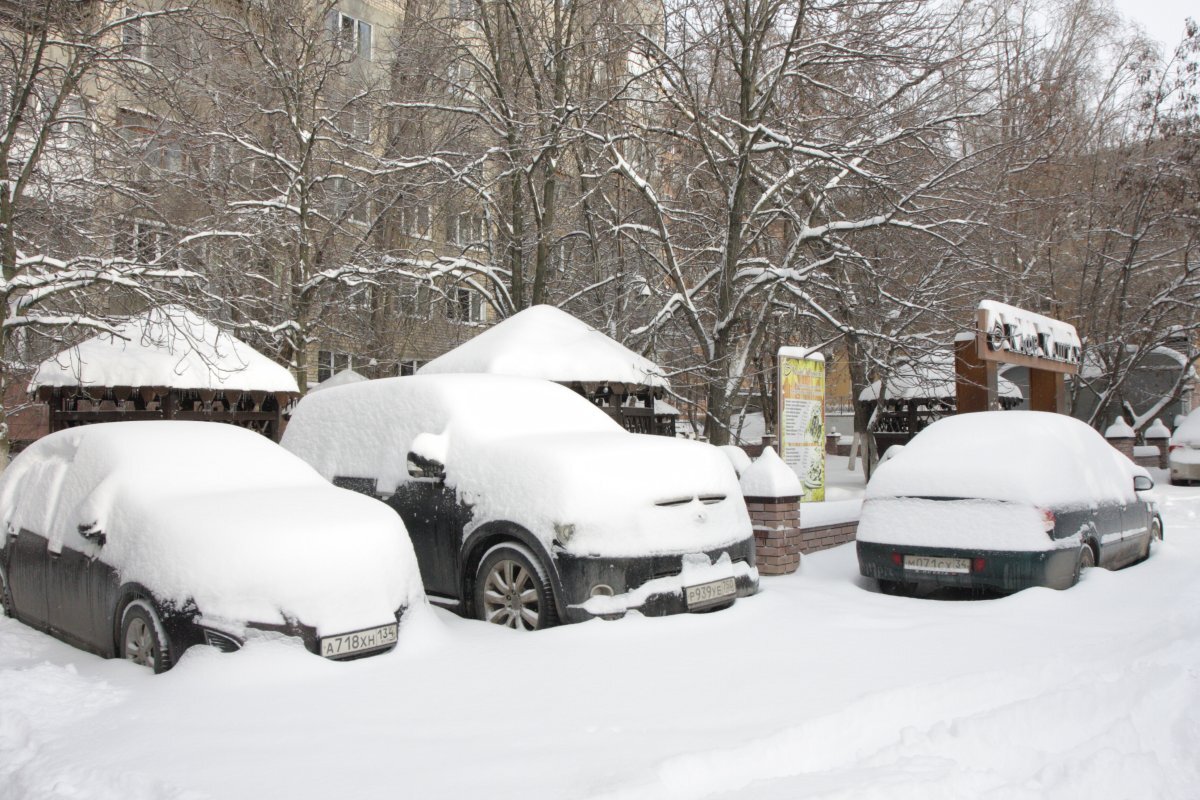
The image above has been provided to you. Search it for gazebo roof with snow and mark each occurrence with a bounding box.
[32,306,298,441]
[418,305,669,389]
[32,305,298,393]
[859,352,1022,403]
[419,305,677,436]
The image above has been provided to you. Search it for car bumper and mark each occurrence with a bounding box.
[1169,457,1200,482]
[857,541,1079,592]
[195,606,407,661]
[554,539,759,623]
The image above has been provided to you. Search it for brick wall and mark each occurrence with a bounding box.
[799,521,858,554]
[745,500,863,570]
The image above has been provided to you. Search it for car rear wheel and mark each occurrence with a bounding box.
[474,544,558,631]
[1072,545,1096,586]
[120,601,172,673]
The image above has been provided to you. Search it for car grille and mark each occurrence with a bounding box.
[203,630,243,653]
[655,494,726,507]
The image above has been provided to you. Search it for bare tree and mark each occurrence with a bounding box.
[0,0,193,466]
[605,0,998,444]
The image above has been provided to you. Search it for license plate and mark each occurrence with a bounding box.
[903,555,970,574]
[685,577,737,610]
[320,623,398,658]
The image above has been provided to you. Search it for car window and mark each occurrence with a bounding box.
[0,453,76,553]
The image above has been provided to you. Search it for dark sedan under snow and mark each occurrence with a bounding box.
[856,411,1162,595]
[0,422,422,672]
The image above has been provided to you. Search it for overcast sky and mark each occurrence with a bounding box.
[1111,0,1194,53]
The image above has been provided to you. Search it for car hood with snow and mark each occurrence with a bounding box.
[454,431,750,556]
[0,422,423,635]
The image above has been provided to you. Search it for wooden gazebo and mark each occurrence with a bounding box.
[859,352,1023,456]
[31,306,299,441]
[419,305,677,436]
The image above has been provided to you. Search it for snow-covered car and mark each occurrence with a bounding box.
[1168,407,1200,484]
[0,422,422,672]
[281,374,759,630]
[857,411,1162,595]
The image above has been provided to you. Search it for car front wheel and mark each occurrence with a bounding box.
[120,601,172,673]
[474,544,558,631]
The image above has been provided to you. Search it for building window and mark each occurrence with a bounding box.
[402,205,431,239]
[127,220,168,264]
[122,6,146,58]
[446,286,482,323]
[445,211,485,246]
[317,350,354,383]
[330,11,373,61]
[328,176,367,224]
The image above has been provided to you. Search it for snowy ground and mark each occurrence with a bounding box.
[2,471,1198,799]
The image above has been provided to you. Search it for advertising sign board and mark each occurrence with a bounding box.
[778,347,825,502]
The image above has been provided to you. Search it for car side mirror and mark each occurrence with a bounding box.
[78,522,107,546]
[407,452,446,482]
[1133,475,1154,492]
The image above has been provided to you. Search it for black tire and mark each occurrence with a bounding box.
[1072,544,1096,587]
[119,601,172,673]
[878,579,915,597]
[474,544,558,631]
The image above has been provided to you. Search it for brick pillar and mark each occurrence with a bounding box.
[1145,418,1171,469]
[1105,417,1135,461]
[744,494,802,575]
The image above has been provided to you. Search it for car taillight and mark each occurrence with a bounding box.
[1169,444,1183,453]
[972,557,986,573]
[1039,508,1056,534]
[891,552,903,566]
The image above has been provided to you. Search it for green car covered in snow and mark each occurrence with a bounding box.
[857,411,1162,594]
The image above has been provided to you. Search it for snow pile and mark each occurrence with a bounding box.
[1146,418,1171,439]
[718,445,751,476]
[739,446,803,498]
[800,498,862,528]
[866,411,1139,509]
[1171,408,1200,446]
[4,487,1200,800]
[1105,417,1135,438]
[283,374,751,557]
[0,422,422,633]
[31,305,298,392]
[309,369,368,393]
[418,305,669,388]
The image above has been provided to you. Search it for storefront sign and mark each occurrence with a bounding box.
[778,347,825,502]
[978,301,1081,374]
